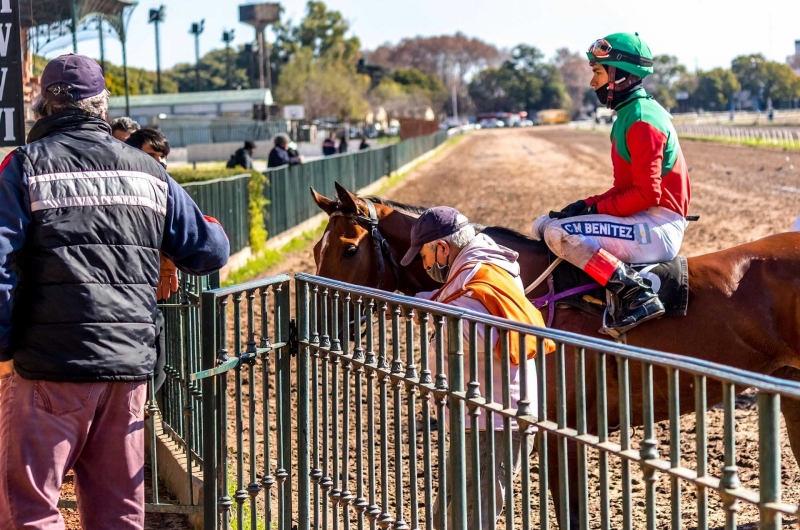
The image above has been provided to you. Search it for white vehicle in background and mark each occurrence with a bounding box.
[595,107,616,124]
[515,119,534,127]
[479,119,505,129]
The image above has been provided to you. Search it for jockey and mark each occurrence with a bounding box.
[532,32,691,335]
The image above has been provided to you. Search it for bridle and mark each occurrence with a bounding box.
[329,198,401,291]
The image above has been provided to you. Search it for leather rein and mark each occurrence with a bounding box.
[329,198,401,291]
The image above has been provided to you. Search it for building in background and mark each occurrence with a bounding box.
[108,88,274,124]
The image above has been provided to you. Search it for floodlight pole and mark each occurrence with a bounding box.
[70,1,78,53]
[190,20,205,92]
[98,18,105,72]
[149,6,166,94]
[222,29,235,89]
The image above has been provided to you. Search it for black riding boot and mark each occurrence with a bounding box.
[603,263,665,335]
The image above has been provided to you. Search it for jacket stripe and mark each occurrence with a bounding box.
[28,169,168,190]
[31,194,167,215]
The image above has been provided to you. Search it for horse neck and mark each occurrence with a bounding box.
[378,209,439,295]
[479,227,552,296]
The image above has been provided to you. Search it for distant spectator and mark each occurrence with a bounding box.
[227,140,256,169]
[322,131,337,156]
[268,133,302,168]
[338,133,349,154]
[287,140,300,159]
[126,127,170,169]
[359,136,370,150]
[110,116,140,141]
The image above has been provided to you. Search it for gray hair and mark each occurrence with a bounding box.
[111,116,140,133]
[426,223,476,251]
[32,88,110,120]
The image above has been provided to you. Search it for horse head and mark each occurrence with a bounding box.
[310,182,437,294]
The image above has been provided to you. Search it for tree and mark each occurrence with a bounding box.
[366,33,502,85]
[369,77,439,117]
[393,68,445,93]
[269,1,360,87]
[365,32,502,114]
[731,54,800,108]
[731,54,767,96]
[692,68,740,110]
[275,48,370,119]
[166,47,250,93]
[643,55,687,110]
[553,48,592,115]
[468,44,569,113]
[510,45,570,110]
[761,62,800,105]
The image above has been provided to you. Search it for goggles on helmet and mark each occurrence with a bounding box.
[588,39,654,67]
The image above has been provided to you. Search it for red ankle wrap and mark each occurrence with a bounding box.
[584,249,621,286]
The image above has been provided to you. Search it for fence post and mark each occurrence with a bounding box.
[447,316,468,530]
[758,392,782,529]
[279,282,293,528]
[201,291,219,530]
[296,279,311,530]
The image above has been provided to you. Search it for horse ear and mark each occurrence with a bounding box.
[334,181,361,214]
[310,187,337,216]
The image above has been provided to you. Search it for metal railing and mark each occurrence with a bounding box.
[675,124,800,148]
[182,174,251,254]
[161,120,288,148]
[266,130,451,237]
[189,273,800,529]
[196,274,295,529]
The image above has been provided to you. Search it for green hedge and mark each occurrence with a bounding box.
[168,167,244,184]
[175,167,269,255]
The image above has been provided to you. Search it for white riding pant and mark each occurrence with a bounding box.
[532,207,688,269]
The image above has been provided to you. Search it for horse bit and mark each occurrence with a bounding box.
[329,198,401,291]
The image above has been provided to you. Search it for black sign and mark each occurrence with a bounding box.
[0,0,24,146]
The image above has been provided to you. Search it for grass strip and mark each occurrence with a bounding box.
[222,224,327,287]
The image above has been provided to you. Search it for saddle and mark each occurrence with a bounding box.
[530,253,689,326]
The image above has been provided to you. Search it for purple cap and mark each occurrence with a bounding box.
[400,207,469,266]
[41,54,106,103]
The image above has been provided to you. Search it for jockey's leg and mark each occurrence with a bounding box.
[531,208,687,334]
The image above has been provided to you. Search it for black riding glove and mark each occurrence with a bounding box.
[548,200,596,219]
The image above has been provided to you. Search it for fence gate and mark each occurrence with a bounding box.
[148,273,800,529]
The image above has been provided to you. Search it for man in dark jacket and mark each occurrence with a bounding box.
[267,133,302,168]
[227,140,256,169]
[322,131,337,156]
[0,54,229,528]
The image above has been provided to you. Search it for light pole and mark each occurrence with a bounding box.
[148,6,166,94]
[189,19,205,92]
[222,29,235,90]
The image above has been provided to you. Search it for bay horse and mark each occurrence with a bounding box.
[311,182,800,527]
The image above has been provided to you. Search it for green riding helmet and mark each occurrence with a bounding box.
[586,32,654,79]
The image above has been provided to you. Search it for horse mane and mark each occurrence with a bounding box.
[481,225,549,250]
[355,195,548,250]
[361,196,429,215]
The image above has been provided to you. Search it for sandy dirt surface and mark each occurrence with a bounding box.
[241,127,800,529]
[59,128,799,528]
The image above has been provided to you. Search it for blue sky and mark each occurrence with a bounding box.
[40,0,800,73]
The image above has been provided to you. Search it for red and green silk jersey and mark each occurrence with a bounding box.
[584,89,690,218]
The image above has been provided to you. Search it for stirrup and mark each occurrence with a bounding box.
[599,291,664,338]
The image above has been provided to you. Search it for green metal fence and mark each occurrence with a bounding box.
[182,174,251,254]
[176,130,452,256]
[186,272,800,530]
[265,131,450,237]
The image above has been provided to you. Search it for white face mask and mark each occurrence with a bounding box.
[425,245,450,283]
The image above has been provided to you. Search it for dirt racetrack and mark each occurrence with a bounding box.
[57,127,800,529]
[261,127,800,529]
